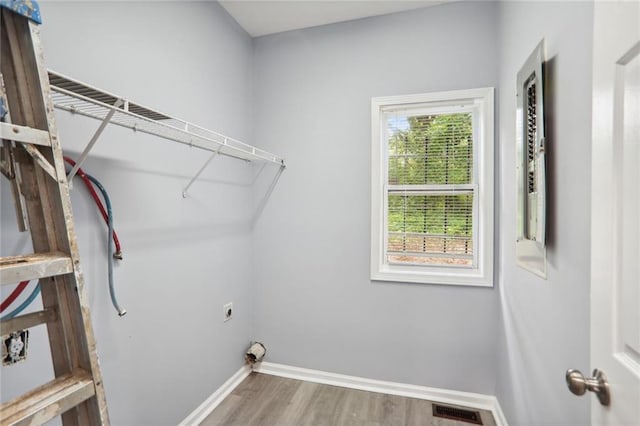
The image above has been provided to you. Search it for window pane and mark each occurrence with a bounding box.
[387,194,473,267]
[388,113,473,185]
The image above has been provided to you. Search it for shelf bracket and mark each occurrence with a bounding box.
[67,98,123,185]
[182,144,224,198]
[251,164,286,228]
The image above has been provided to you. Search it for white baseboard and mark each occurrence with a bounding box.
[179,361,508,426]
[179,364,251,426]
[254,361,508,426]
[492,400,509,426]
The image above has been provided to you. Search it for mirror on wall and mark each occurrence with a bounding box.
[516,39,547,278]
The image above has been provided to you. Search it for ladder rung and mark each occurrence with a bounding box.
[1,308,57,335]
[0,122,51,147]
[0,370,95,426]
[0,252,73,286]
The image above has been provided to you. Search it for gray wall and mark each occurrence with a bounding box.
[1,2,255,424]
[0,1,597,425]
[495,2,594,425]
[251,1,501,394]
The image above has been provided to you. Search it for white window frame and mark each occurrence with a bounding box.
[370,88,494,287]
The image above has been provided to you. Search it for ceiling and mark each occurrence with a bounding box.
[219,1,451,37]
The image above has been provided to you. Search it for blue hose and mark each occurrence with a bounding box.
[1,283,41,320]
[2,170,126,319]
[86,174,127,316]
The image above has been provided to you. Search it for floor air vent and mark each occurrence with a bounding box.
[432,404,483,425]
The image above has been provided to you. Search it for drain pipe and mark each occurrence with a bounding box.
[245,342,266,366]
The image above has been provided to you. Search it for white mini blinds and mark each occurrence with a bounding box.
[386,110,475,268]
[371,88,494,287]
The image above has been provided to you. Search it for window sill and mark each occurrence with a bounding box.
[371,266,494,287]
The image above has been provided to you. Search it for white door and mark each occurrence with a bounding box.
[590,1,640,425]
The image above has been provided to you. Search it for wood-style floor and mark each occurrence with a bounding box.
[202,373,497,426]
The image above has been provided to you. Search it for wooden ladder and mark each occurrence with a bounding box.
[0,6,109,426]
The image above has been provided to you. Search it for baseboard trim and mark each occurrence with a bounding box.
[492,399,509,426]
[254,361,508,426]
[179,364,251,426]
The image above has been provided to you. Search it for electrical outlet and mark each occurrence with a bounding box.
[223,302,233,322]
[2,330,29,365]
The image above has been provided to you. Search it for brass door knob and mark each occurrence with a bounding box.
[566,368,610,406]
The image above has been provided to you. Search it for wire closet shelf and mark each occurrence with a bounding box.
[47,70,285,166]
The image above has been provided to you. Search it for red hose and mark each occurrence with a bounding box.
[1,160,124,314]
[63,157,122,258]
[0,281,29,313]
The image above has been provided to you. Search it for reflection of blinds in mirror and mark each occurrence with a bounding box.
[525,75,538,241]
[526,77,537,193]
[386,112,475,268]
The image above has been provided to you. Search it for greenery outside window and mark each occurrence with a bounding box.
[371,88,494,286]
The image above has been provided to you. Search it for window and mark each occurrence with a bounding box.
[371,88,494,286]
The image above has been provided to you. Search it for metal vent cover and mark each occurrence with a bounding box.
[432,403,483,425]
